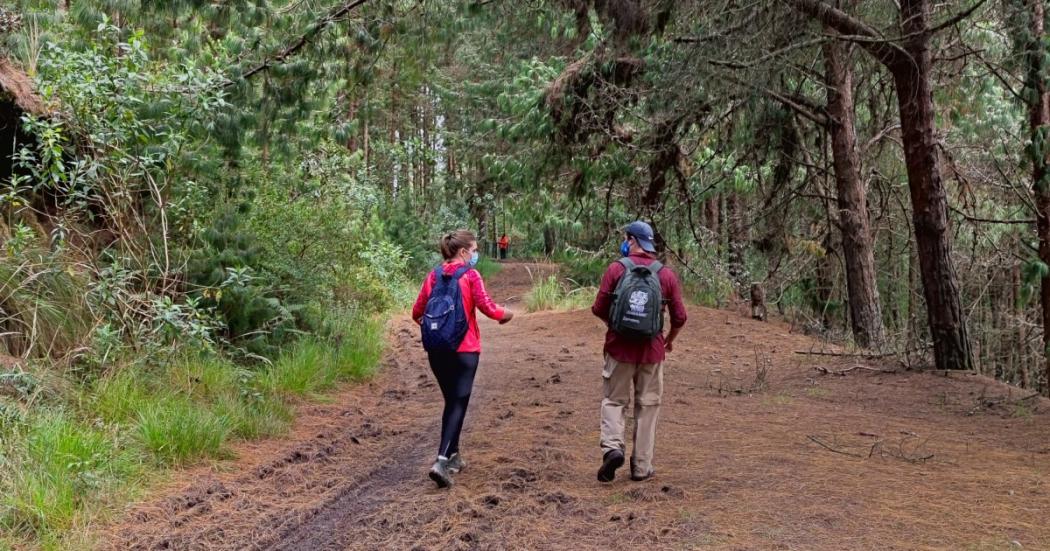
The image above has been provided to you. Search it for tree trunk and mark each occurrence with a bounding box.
[704,194,720,237]
[726,192,745,285]
[786,0,973,370]
[346,97,359,152]
[887,0,972,370]
[751,283,767,321]
[822,31,887,350]
[543,225,556,257]
[1024,0,1050,393]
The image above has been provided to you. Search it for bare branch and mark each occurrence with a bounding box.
[781,0,905,66]
[927,0,989,35]
[236,0,371,84]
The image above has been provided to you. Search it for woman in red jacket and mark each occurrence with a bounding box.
[412,230,514,488]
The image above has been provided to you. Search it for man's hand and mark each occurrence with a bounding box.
[664,326,681,352]
[499,310,515,324]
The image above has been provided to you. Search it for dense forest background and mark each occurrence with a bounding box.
[0,0,1046,546]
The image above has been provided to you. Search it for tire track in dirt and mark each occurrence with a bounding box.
[261,429,434,550]
[106,316,448,550]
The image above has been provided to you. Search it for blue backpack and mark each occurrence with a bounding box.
[421,266,470,353]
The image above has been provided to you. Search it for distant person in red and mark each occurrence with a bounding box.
[591,221,687,482]
[412,230,514,488]
[498,233,510,260]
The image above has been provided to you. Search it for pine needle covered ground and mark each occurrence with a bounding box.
[105,264,1050,550]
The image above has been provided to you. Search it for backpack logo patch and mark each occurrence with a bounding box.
[629,290,649,313]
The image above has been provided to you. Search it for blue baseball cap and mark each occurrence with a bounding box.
[624,221,657,253]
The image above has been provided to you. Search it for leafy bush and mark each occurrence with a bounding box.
[553,247,612,287]
[185,211,296,357]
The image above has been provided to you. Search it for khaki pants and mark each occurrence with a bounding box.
[600,354,663,476]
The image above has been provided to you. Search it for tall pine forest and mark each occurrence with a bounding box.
[0,0,1046,547]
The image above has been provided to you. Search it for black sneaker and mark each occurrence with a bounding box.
[597,449,625,482]
[429,456,453,488]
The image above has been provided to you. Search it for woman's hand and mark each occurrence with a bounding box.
[499,310,514,324]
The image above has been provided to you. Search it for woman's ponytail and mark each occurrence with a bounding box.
[440,230,476,260]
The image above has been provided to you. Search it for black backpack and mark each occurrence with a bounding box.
[609,258,664,339]
[420,266,470,352]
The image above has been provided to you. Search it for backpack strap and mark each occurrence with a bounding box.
[436,265,471,280]
[619,257,662,275]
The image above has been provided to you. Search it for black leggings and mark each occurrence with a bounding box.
[427,351,480,457]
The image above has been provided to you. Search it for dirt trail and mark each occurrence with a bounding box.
[107,262,1050,550]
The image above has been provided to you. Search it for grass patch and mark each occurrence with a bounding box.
[524,276,594,312]
[1,410,142,541]
[92,369,152,424]
[331,316,384,380]
[475,256,503,278]
[137,396,232,465]
[261,340,337,397]
[804,386,829,398]
[1,310,388,547]
[764,393,794,406]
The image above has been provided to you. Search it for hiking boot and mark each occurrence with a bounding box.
[597,449,625,482]
[429,456,453,489]
[629,457,654,481]
[630,470,655,482]
[447,453,465,474]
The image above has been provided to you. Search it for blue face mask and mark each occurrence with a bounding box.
[620,240,630,257]
[469,251,479,267]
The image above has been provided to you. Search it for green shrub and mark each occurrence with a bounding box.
[137,397,231,465]
[185,211,296,356]
[553,248,610,287]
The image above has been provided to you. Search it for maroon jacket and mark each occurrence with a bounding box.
[591,252,688,364]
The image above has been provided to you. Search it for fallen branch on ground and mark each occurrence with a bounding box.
[813,365,897,376]
[806,435,864,458]
[795,350,896,358]
[809,434,935,463]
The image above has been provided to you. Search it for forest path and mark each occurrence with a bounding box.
[106,262,1050,550]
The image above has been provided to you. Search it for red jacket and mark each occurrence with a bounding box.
[412,261,506,353]
[591,252,688,364]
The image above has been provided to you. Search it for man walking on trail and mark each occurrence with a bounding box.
[591,221,687,482]
[498,233,510,260]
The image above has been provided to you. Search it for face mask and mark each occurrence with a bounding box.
[469,251,479,267]
[620,240,630,257]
